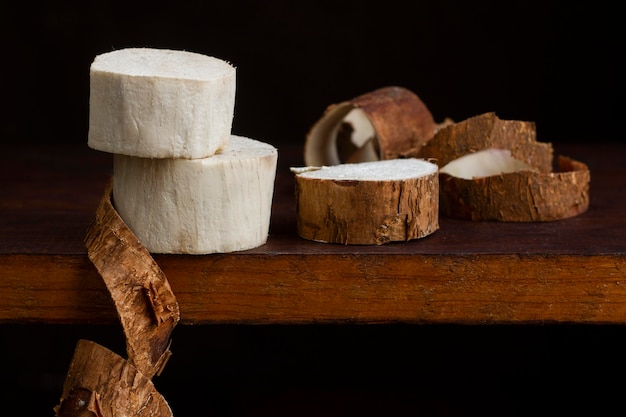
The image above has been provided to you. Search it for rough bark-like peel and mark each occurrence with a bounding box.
[54,340,172,417]
[420,112,554,172]
[439,156,590,221]
[56,180,178,416]
[418,112,591,222]
[84,179,180,378]
[85,181,180,378]
[304,86,436,166]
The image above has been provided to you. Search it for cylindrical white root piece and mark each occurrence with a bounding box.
[89,47,236,159]
[292,159,439,245]
[113,135,278,254]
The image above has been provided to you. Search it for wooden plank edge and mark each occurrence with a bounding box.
[1,253,625,325]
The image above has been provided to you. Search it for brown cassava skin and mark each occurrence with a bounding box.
[420,112,554,172]
[295,172,439,245]
[439,156,590,222]
[54,340,172,417]
[84,179,180,378]
[417,112,590,222]
[304,86,436,165]
[56,180,178,416]
[349,86,436,160]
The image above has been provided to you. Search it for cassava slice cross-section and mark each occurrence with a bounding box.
[292,159,439,245]
[88,47,236,159]
[54,340,173,417]
[304,86,437,166]
[418,112,590,222]
[85,179,180,379]
[113,135,278,254]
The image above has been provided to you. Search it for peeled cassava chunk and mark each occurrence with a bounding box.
[304,86,437,166]
[89,47,236,159]
[292,159,439,245]
[419,112,590,222]
[113,135,278,254]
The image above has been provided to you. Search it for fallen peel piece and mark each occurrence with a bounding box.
[304,86,437,166]
[292,158,439,245]
[54,340,172,417]
[84,179,180,378]
[439,155,590,222]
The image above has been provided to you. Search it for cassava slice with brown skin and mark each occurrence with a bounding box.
[84,179,180,379]
[54,339,172,417]
[420,112,554,173]
[304,86,437,166]
[292,158,439,245]
[439,155,590,222]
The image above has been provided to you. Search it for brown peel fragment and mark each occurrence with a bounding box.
[421,112,554,172]
[439,155,590,222]
[416,112,590,222]
[84,179,180,378]
[54,340,173,417]
[304,86,436,166]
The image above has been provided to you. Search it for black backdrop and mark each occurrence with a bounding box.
[2,1,624,148]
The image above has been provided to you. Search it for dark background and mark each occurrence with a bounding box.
[2,1,625,416]
[2,1,624,148]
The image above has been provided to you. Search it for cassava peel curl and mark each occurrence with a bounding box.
[55,180,179,416]
[439,156,590,221]
[421,112,554,172]
[54,340,173,417]
[419,112,590,222]
[84,179,180,378]
[304,86,437,166]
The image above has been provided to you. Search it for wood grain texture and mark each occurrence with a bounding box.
[1,144,625,324]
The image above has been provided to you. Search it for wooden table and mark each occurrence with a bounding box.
[2,143,625,325]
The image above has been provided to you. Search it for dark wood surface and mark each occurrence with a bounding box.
[2,143,625,324]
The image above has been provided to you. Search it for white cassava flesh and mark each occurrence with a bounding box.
[89,48,236,159]
[113,135,278,254]
[439,148,535,179]
[292,159,439,245]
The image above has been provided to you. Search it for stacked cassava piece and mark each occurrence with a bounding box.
[88,47,278,254]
